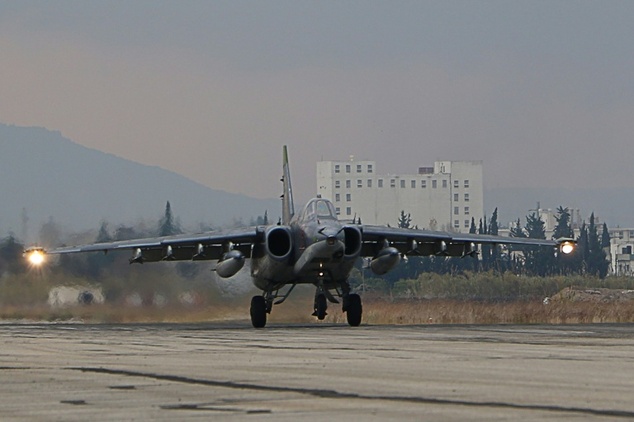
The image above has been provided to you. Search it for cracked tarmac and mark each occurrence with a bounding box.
[1,322,634,420]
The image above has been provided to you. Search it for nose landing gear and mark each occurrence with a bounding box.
[312,283,363,326]
[312,293,328,320]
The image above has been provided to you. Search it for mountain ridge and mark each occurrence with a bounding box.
[0,123,280,242]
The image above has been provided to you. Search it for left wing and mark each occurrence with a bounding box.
[27,227,263,264]
[359,225,573,258]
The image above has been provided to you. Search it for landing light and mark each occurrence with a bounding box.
[560,241,575,255]
[25,248,46,266]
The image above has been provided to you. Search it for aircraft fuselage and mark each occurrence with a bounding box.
[249,198,360,291]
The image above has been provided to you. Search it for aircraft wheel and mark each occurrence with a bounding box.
[314,294,328,320]
[346,294,362,327]
[250,296,267,328]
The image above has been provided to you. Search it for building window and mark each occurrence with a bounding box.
[346,164,351,173]
[464,193,470,202]
[454,220,460,228]
[442,179,448,188]
[356,164,362,173]
[464,206,470,215]
[335,164,340,174]
[454,180,459,188]
[454,207,459,215]
[400,180,405,188]
[378,179,383,188]
[432,180,437,189]
[346,193,351,202]
[346,207,352,216]
[335,193,340,202]
[357,179,362,188]
[464,179,470,188]
[421,180,426,188]
[411,180,416,188]
[390,179,396,188]
[465,220,470,228]
[335,180,340,189]
[454,193,459,201]
[336,207,341,215]
[367,179,372,188]
[346,180,351,188]
[367,164,373,173]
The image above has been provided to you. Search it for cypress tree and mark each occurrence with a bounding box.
[158,201,181,236]
[489,208,500,269]
[524,212,554,276]
[586,213,609,278]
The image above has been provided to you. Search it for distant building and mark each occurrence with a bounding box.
[316,158,484,231]
[609,228,634,276]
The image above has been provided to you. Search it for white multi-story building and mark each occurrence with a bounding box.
[609,228,634,276]
[316,158,484,232]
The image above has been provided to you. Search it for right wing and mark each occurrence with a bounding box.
[359,224,573,257]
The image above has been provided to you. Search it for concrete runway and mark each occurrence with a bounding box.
[2,322,634,421]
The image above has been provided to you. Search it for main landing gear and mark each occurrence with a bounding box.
[250,296,268,328]
[343,293,362,327]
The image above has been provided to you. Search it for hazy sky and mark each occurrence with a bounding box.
[1,1,633,203]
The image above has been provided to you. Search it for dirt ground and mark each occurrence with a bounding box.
[549,286,634,303]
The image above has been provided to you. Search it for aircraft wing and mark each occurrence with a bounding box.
[41,227,263,262]
[359,225,568,257]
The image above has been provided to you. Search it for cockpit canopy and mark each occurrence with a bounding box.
[299,198,337,221]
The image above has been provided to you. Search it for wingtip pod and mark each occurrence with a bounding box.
[24,246,47,266]
[556,238,576,255]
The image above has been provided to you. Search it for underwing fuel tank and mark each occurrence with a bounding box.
[215,250,245,278]
[370,247,400,275]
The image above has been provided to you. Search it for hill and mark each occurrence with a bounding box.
[0,123,280,242]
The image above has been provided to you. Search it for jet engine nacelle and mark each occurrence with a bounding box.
[215,250,246,278]
[251,226,294,289]
[370,246,401,275]
[343,226,362,259]
[265,226,293,261]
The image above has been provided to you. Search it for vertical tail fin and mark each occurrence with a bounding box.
[281,145,295,224]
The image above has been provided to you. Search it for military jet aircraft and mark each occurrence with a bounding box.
[25,146,575,327]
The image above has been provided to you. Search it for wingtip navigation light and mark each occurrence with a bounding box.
[24,247,46,266]
[557,239,575,255]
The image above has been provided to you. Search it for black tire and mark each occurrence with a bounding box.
[346,293,362,327]
[250,296,267,328]
[315,294,327,320]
